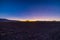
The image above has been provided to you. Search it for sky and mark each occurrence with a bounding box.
[0,0,60,21]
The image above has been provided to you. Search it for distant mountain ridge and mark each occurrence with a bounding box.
[0,18,16,22]
[0,18,58,22]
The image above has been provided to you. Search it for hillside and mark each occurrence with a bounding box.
[0,19,60,40]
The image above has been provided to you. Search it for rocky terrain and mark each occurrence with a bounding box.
[0,19,60,40]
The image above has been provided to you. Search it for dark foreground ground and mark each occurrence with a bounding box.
[0,21,60,40]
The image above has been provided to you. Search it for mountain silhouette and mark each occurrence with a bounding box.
[0,18,16,22]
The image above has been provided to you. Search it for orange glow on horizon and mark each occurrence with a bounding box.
[6,17,60,21]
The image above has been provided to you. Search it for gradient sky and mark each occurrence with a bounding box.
[0,0,60,21]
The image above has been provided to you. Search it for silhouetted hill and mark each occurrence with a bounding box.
[0,18,8,22]
[0,18,18,22]
[0,19,60,40]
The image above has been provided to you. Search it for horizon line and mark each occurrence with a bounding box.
[0,18,60,21]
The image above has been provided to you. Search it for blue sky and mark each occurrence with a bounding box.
[0,0,60,21]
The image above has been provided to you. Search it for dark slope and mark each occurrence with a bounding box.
[0,19,60,40]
